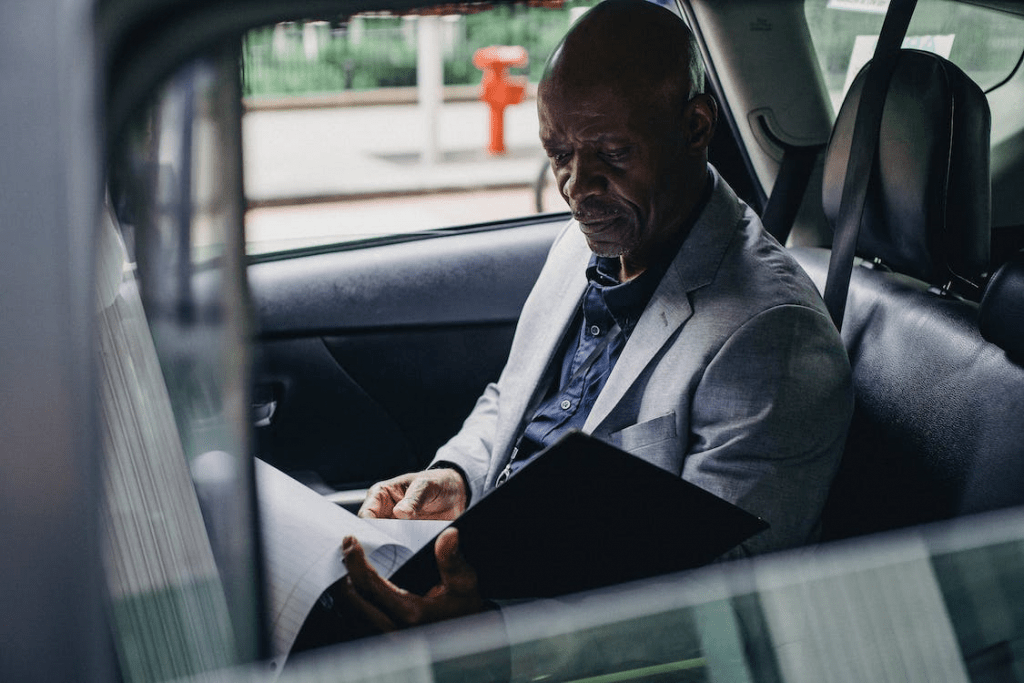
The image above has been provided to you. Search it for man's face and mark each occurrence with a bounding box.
[538,81,694,268]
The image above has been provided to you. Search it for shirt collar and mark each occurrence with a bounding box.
[584,256,667,333]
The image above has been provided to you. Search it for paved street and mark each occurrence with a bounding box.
[243,98,546,202]
[242,97,561,250]
[245,184,566,253]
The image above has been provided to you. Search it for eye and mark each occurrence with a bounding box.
[601,148,630,162]
[547,149,571,165]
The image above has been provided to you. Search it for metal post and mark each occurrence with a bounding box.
[417,14,443,167]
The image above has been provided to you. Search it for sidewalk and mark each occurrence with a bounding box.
[242,97,545,206]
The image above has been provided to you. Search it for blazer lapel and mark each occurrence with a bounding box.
[491,229,591,462]
[584,168,743,431]
[584,264,693,430]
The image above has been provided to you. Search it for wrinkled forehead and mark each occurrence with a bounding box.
[538,74,680,126]
[537,79,681,144]
[540,46,691,127]
[547,41,688,93]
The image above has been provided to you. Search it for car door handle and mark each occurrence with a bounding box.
[252,399,277,427]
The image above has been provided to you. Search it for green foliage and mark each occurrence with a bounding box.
[242,24,419,95]
[242,2,598,98]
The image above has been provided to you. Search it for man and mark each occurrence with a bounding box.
[340,0,852,631]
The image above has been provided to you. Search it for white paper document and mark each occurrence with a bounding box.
[254,459,448,669]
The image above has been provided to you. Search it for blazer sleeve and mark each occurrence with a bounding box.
[431,380,502,503]
[430,219,583,503]
[682,302,853,556]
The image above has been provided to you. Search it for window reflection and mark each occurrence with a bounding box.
[805,0,1024,113]
[103,46,263,679]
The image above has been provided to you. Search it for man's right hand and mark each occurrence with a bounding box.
[358,468,467,520]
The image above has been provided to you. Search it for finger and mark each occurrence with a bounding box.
[357,499,381,519]
[434,528,479,595]
[342,535,382,589]
[338,576,397,633]
[392,477,429,520]
[357,501,378,519]
[358,473,419,519]
[342,536,422,625]
[357,484,394,519]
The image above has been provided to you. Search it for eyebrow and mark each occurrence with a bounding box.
[541,132,633,147]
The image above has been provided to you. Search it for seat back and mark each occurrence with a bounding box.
[980,248,1024,364]
[794,249,1024,538]
[791,50,1024,540]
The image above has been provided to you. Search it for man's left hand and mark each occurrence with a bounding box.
[340,528,488,632]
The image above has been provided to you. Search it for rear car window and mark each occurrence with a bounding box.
[805,0,1024,114]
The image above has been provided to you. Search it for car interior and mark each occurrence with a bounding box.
[5,0,1024,681]
[245,1,1024,544]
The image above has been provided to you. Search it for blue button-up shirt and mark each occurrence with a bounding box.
[502,253,671,479]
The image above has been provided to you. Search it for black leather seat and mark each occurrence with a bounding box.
[980,248,1024,364]
[789,50,1024,540]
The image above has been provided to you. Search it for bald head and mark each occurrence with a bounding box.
[536,0,717,279]
[542,0,704,110]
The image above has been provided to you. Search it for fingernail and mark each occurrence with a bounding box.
[342,535,355,553]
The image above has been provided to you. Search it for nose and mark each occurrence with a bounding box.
[561,152,606,205]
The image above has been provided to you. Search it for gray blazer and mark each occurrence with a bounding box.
[433,167,853,555]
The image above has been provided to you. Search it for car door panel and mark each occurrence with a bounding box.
[247,218,565,488]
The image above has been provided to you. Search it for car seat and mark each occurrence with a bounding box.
[789,49,1024,540]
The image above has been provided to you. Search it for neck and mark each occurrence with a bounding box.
[617,259,646,282]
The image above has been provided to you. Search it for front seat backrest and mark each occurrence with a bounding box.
[823,49,991,295]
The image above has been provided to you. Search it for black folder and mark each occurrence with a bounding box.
[390,431,768,598]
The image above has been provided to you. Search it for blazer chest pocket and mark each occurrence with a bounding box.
[608,412,681,473]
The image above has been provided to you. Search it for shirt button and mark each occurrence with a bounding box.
[560,399,572,410]
[590,325,601,336]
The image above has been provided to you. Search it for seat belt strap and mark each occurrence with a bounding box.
[822,0,918,330]
[762,142,824,244]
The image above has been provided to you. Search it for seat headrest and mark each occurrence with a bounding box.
[823,50,991,292]
[980,249,1024,362]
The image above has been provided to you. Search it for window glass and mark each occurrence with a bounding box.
[241,2,603,256]
[104,49,264,676]
[805,0,1024,114]
[207,508,1024,683]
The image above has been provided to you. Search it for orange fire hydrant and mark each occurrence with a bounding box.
[473,46,529,155]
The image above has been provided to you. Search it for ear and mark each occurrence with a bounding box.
[683,94,717,154]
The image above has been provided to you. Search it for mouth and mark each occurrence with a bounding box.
[577,220,618,236]
[574,210,624,234]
